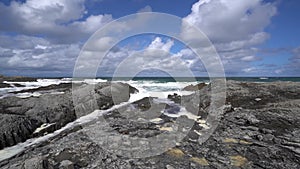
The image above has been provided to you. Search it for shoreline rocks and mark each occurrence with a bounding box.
[182,82,207,91]
[0,80,299,169]
[0,81,138,150]
[0,74,37,83]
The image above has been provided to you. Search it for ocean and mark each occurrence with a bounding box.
[0,77,299,99]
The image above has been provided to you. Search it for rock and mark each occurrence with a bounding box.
[261,128,273,134]
[59,160,74,169]
[187,131,200,140]
[32,123,56,137]
[1,80,300,169]
[0,83,10,88]
[164,104,181,114]
[166,148,185,158]
[0,75,37,82]
[0,114,39,149]
[240,126,259,131]
[257,135,263,141]
[74,82,138,117]
[22,93,77,130]
[11,83,72,94]
[132,97,153,111]
[182,83,207,91]
[13,83,25,87]
[229,155,248,167]
[167,94,181,103]
[22,156,49,169]
[263,134,275,142]
[190,157,209,166]
[0,82,138,150]
[149,118,164,124]
[166,164,175,169]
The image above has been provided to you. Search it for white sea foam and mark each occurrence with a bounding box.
[16,92,42,98]
[83,78,108,84]
[1,78,201,99]
[0,79,71,99]
[50,91,65,95]
[0,78,106,99]
[259,77,268,80]
[125,80,199,101]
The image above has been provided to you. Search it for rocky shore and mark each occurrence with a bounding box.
[0,75,36,88]
[0,77,299,169]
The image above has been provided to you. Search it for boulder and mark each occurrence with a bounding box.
[0,83,10,88]
[0,82,137,150]
[74,82,138,117]
[182,83,207,91]
[0,75,37,82]
[0,114,39,149]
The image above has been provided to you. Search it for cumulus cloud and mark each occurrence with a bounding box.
[0,0,112,44]
[183,0,276,42]
[0,0,286,77]
[181,0,277,75]
[94,37,200,77]
[137,5,153,13]
[0,35,80,76]
[0,0,113,76]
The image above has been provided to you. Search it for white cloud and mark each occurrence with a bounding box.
[0,0,112,44]
[181,0,277,75]
[242,67,257,73]
[0,0,114,76]
[0,0,284,76]
[0,34,80,76]
[94,37,199,77]
[13,0,85,24]
[71,15,112,34]
[148,37,174,52]
[183,0,276,42]
[137,5,153,13]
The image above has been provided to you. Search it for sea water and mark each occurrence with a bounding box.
[0,77,300,99]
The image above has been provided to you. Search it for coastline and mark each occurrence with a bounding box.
[0,75,299,168]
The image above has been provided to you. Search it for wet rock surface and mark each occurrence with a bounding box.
[0,83,11,88]
[0,75,37,83]
[10,83,73,94]
[0,82,137,150]
[0,114,38,149]
[1,80,300,169]
[182,82,207,91]
[0,75,34,89]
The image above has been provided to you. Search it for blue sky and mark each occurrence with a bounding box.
[0,0,299,77]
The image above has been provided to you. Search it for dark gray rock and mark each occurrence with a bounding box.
[11,83,72,94]
[59,160,74,169]
[182,82,207,91]
[0,83,11,88]
[0,82,138,150]
[0,74,37,82]
[1,80,300,169]
[22,156,50,169]
[0,114,38,149]
[73,82,138,117]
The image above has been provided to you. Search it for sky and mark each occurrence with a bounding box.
[0,0,299,77]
